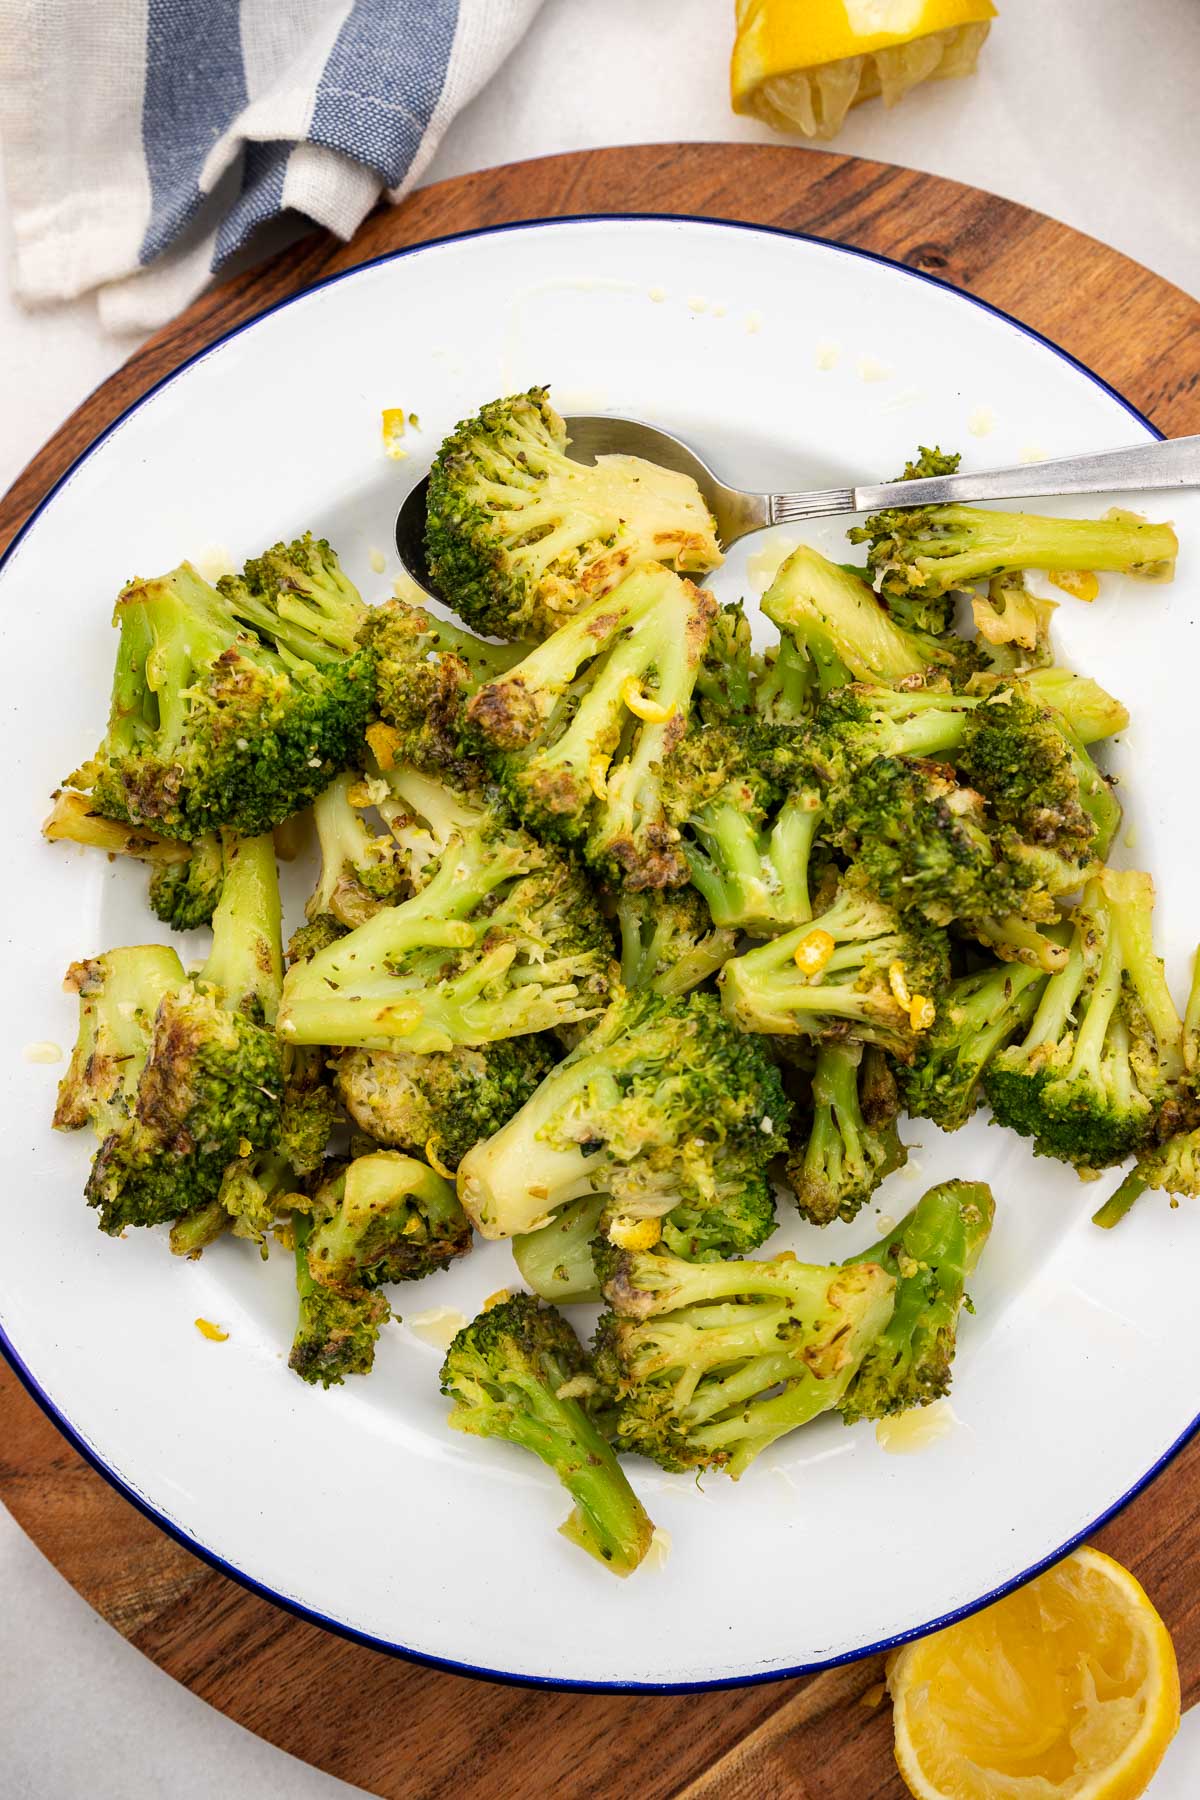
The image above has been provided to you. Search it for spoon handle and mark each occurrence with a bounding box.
[770,434,1200,524]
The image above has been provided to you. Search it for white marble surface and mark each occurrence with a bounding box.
[2,0,1198,1792]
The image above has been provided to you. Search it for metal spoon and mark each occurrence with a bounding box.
[395,417,1200,603]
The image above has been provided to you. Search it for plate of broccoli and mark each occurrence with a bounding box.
[3,215,1198,1689]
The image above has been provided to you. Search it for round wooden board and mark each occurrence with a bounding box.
[3,144,1199,1800]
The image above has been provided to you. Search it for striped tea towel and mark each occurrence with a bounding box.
[0,0,545,332]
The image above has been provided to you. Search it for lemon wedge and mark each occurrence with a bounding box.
[732,0,995,142]
[888,1547,1180,1800]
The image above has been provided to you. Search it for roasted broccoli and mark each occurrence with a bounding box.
[441,1293,655,1576]
[52,945,187,1137]
[218,532,367,662]
[719,882,949,1060]
[456,990,789,1250]
[851,501,1178,602]
[66,558,373,841]
[43,789,223,930]
[613,886,737,996]
[277,821,615,1051]
[663,723,826,936]
[899,959,1049,1131]
[761,543,979,693]
[838,1179,995,1423]
[753,632,814,726]
[512,1193,608,1303]
[695,599,758,723]
[306,1151,472,1288]
[359,596,529,781]
[985,869,1184,1170]
[593,1246,896,1476]
[1017,665,1130,746]
[425,386,722,639]
[466,566,717,887]
[787,1041,907,1225]
[334,1036,556,1170]
[213,1148,305,1256]
[307,771,409,928]
[67,834,286,1233]
[289,1211,390,1386]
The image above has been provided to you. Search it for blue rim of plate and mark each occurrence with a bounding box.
[1,210,1192,1696]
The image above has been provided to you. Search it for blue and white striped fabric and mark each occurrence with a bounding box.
[0,0,544,331]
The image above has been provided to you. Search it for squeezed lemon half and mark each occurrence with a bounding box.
[888,1547,1180,1800]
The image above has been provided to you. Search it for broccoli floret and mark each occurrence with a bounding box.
[969,571,1058,674]
[43,790,224,932]
[279,1045,340,1175]
[593,1247,896,1477]
[289,1211,390,1386]
[218,532,367,663]
[824,754,1068,973]
[53,945,187,1136]
[985,869,1184,1171]
[787,1041,907,1225]
[869,445,964,635]
[613,887,737,996]
[899,960,1049,1131]
[367,759,492,889]
[718,882,949,1061]
[80,833,286,1233]
[359,597,529,782]
[513,1194,608,1303]
[307,771,409,928]
[334,1037,556,1170]
[955,690,1120,869]
[762,544,979,694]
[1093,1124,1200,1228]
[851,503,1178,602]
[216,1147,306,1255]
[466,566,717,888]
[306,1151,472,1287]
[696,600,759,723]
[441,1293,655,1577]
[68,561,373,841]
[278,820,615,1051]
[425,386,722,639]
[286,913,347,964]
[663,723,825,936]
[456,990,789,1243]
[147,833,225,930]
[838,1179,995,1423]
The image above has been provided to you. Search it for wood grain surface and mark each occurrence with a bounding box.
[2,143,1199,1799]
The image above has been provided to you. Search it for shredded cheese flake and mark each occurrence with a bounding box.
[195,1318,228,1342]
[619,675,675,723]
[794,928,835,975]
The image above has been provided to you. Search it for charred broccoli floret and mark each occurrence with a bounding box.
[762,544,979,694]
[306,1151,472,1288]
[985,869,1184,1171]
[467,566,717,887]
[359,597,528,781]
[851,502,1177,602]
[838,1179,995,1423]
[289,1211,389,1386]
[212,1148,306,1256]
[43,790,223,931]
[899,959,1049,1131]
[307,771,409,928]
[663,723,825,936]
[786,1041,907,1225]
[1093,1123,1200,1229]
[456,990,789,1247]
[53,945,187,1137]
[441,1293,655,1577]
[425,386,721,639]
[74,834,285,1233]
[277,820,615,1051]
[593,1246,896,1476]
[613,887,737,996]
[719,883,949,1061]
[67,560,373,841]
[334,1037,556,1170]
[218,532,367,662]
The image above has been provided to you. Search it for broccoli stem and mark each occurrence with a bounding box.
[686,792,820,934]
[763,545,955,685]
[1107,871,1184,1080]
[513,1194,607,1302]
[1092,1171,1149,1229]
[201,832,283,1022]
[169,1197,231,1257]
[885,506,1178,597]
[1021,668,1129,745]
[53,946,186,1135]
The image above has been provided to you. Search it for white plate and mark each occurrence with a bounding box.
[2,216,1198,1691]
